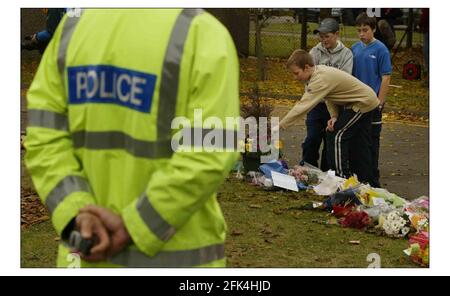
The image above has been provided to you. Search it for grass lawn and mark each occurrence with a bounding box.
[250,22,424,42]
[220,178,418,268]
[21,221,58,268]
[20,177,419,268]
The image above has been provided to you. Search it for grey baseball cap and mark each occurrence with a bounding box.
[313,18,339,34]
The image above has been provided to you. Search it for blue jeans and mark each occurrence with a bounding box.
[302,103,330,171]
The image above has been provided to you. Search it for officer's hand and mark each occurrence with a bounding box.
[326,117,337,132]
[80,205,132,258]
[75,212,110,262]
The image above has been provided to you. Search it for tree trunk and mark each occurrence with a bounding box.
[206,9,250,57]
[301,8,308,50]
[255,14,267,81]
[407,8,414,48]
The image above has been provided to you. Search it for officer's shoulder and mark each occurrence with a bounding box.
[192,11,229,35]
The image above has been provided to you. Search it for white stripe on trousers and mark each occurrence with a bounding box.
[334,111,362,177]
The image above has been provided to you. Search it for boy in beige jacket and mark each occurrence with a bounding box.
[278,49,379,185]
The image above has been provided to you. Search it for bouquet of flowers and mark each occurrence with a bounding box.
[404,196,429,231]
[358,187,407,208]
[340,210,372,230]
[379,210,411,238]
[288,164,322,186]
[332,204,355,218]
[405,231,429,267]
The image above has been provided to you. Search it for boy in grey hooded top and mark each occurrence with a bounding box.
[301,18,353,171]
[310,39,353,74]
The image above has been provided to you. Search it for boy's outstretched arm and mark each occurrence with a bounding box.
[279,83,329,129]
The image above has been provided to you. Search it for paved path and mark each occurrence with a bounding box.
[273,106,429,200]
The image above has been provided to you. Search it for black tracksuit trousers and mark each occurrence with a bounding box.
[327,108,375,186]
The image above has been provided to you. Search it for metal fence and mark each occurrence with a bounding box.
[248,10,424,58]
[248,14,363,58]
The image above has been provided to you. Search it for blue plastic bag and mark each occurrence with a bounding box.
[297,182,310,190]
[323,188,362,211]
[259,161,288,179]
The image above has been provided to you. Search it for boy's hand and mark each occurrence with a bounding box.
[327,117,337,132]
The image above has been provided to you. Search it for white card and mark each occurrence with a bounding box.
[372,197,386,206]
[271,171,299,192]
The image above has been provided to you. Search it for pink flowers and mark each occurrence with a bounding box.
[288,165,320,186]
[406,231,429,267]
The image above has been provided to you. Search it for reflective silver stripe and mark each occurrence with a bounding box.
[136,194,176,242]
[46,175,92,213]
[72,130,173,159]
[71,128,239,158]
[57,11,83,77]
[110,243,224,267]
[158,9,203,149]
[372,121,383,125]
[72,128,242,159]
[181,127,240,149]
[28,109,68,131]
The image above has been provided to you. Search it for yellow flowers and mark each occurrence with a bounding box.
[245,138,254,152]
[240,138,283,154]
[274,140,283,150]
[342,176,359,190]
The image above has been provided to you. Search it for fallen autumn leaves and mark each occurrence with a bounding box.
[21,187,49,229]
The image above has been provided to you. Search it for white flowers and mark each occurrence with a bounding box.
[381,211,410,238]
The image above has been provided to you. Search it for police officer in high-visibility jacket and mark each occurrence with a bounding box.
[25,9,240,267]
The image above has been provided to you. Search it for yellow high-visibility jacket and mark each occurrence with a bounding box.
[25,8,240,267]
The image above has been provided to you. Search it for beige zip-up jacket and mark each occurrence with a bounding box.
[279,65,379,129]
